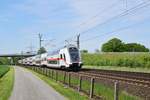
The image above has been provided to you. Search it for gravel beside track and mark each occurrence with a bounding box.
[81,68,150,87]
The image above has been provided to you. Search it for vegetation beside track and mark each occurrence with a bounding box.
[83,66,150,73]
[62,74,139,100]
[82,53,150,69]
[0,67,14,100]
[27,67,139,100]
[27,68,88,100]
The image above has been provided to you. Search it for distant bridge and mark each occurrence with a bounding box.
[0,53,36,57]
[0,53,36,65]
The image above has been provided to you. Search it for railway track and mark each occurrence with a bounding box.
[43,66,150,87]
[26,66,150,99]
[44,66,150,87]
[28,66,150,87]
[79,68,150,87]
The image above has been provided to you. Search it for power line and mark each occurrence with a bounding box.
[77,0,121,28]
[79,0,150,36]
[55,35,77,47]
[81,25,134,43]
[81,19,148,43]
[57,0,147,46]
[54,1,121,47]
[50,0,150,49]
[26,43,35,53]
[44,39,56,48]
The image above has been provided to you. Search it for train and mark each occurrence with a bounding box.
[18,44,83,71]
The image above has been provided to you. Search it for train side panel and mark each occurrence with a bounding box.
[46,54,59,68]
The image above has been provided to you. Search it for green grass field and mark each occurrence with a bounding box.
[0,65,10,78]
[0,67,14,100]
[82,53,150,70]
[83,66,150,73]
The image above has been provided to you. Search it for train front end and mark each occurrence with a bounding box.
[68,46,82,71]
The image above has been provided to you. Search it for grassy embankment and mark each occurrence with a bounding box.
[82,52,150,73]
[56,70,139,100]
[0,65,10,78]
[27,68,88,100]
[27,67,139,100]
[0,66,14,100]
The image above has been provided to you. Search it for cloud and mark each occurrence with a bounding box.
[12,0,55,18]
[0,0,150,53]
[67,0,124,33]
[15,0,150,47]
[67,0,150,34]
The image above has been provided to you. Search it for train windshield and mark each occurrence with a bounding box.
[69,47,79,62]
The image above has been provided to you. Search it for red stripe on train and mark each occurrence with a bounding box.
[47,58,69,65]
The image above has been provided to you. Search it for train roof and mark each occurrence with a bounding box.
[23,44,77,57]
[47,44,77,55]
[41,53,47,58]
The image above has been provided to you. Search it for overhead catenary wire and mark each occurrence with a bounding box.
[77,0,121,28]
[81,21,146,43]
[51,0,150,50]
[80,2,150,43]
[79,0,150,36]
[54,0,121,47]
[59,0,150,47]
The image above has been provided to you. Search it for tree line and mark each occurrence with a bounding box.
[101,38,149,52]
[81,38,149,53]
[38,38,149,53]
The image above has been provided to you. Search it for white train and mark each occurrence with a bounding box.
[18,45,82,71]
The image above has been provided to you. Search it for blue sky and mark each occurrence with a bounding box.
[0,0,150,54]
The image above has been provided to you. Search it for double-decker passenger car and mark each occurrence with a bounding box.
[19,44,82,71]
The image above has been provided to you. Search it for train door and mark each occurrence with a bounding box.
[59,53,66,67]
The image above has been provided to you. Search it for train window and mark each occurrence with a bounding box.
[69,47,78,52]
[69,47,79,62]
[48,60,57,64]
[60,54,63,59]
[63,54,66,61]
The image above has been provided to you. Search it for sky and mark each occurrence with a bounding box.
[0,0,150,54]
